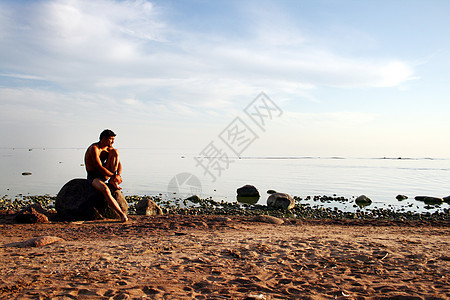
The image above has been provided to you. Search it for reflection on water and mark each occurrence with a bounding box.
[237,196,260,205]
[1,148,450,213]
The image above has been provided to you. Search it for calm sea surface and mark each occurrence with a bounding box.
[1,148,450,213]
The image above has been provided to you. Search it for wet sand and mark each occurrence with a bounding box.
[0,214,449,299]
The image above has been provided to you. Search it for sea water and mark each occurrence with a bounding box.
[1,148,450,213]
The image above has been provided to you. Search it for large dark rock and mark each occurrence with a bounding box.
[55,178,128,221]
[236,185,261,205]
[237,185,260,197]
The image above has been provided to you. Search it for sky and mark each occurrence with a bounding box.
[0,0,450,157]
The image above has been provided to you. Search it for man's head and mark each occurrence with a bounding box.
[99,129,116,141]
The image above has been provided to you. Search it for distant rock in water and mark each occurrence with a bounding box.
[267,193,295,210]
[443,196,450,204]
[237,196,260,205]
[55,178,128,221]
[414,196,444,205]
[237,185,260,205]
[396,194,408,201]
[237,185,260,198]
[355,195,372,207]
[21,172,32,176]
[266,189,277,195]
[185,195,201,203]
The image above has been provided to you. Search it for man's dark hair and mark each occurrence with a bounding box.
[99,129,116,141]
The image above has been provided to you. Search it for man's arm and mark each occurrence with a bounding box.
[111,161,123,185]
[117,161,122,175]
[90,145,115,177]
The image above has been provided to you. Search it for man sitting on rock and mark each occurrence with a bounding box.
[84,129,128,222]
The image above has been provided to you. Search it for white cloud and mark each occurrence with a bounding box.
[0,73,46,81]
[0,0,416,96]
[377,61,416,87]
[0,0,426,151]
[42,0,164,44]
[0,0,165,81]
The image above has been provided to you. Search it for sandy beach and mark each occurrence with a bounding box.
[0,213,449,299]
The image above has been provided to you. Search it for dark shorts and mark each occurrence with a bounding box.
[87,170,106,185]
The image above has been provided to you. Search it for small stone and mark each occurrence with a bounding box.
[396,195,408,201]
[355,195,372,207]
[7,236,64,248]
[31,236,64,247]
[15,204,49,224]
[267,193,295,210]
[135,197,163,216]
[186,195,201,203]
[252,215,284,225]
[212,216,231,222]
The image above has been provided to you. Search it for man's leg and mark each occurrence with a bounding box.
[92,178,128,222]
[104,148,120,173]
[104,149,122,189]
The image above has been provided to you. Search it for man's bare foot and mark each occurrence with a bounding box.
[111,181,122,190]
[108,178,122,190]
[120,214,128,222]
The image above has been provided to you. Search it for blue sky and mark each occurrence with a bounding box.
[0,0,449,157]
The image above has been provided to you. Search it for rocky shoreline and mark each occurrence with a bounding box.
[1,193,449,223]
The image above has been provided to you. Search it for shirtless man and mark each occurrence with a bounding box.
[84,129,128,222]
